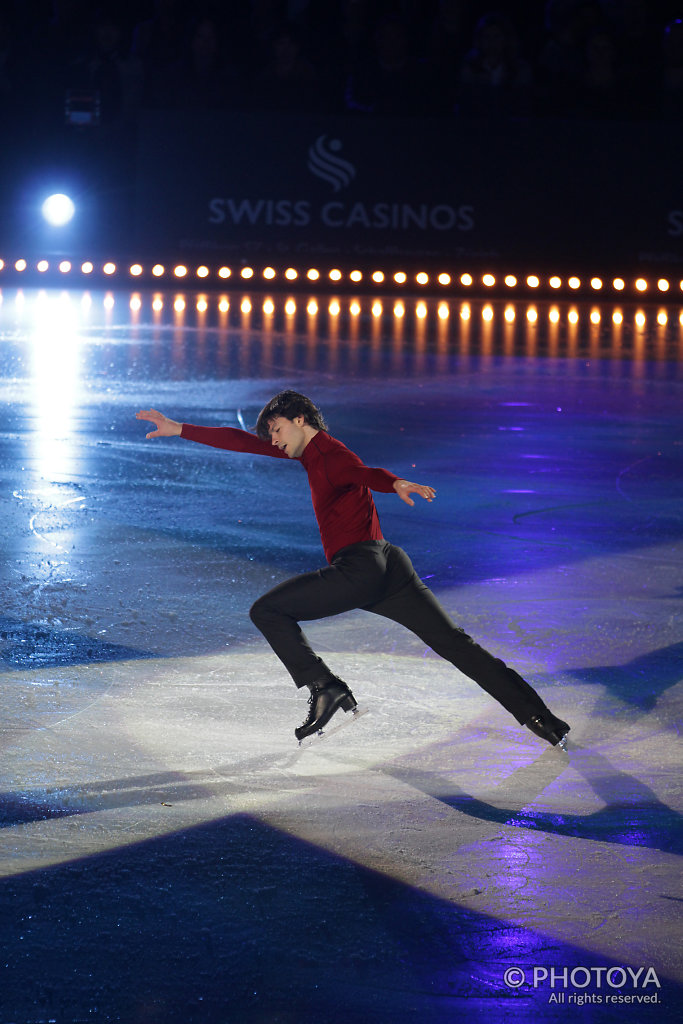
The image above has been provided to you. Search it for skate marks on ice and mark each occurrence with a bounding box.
[4,642,674,831]
[0,646,527,853]
[3,645,682,985]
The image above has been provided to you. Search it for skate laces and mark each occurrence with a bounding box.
[300,682,327,727]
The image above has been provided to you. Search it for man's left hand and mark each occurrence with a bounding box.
[393,479,436,506]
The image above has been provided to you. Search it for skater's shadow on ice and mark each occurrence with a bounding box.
[383,747,681,856]
[0,752,309,828]
[567,640,683,711]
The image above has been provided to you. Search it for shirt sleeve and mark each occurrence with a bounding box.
[180,423,288,459]
[325,445,399,492]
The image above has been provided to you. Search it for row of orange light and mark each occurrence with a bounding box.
[1,257,682,296]
[129,294,682,326]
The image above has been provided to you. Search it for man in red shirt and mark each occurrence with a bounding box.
[136,391,569,748]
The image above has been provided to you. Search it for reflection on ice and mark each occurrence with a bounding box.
[29,291,82,494]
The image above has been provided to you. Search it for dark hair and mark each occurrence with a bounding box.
[255,390,328,439]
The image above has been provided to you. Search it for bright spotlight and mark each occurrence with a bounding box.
[42,193,75,227]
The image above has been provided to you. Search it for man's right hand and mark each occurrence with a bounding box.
[135,409,183,438]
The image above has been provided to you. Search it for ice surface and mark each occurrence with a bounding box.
[0,288,680,1022]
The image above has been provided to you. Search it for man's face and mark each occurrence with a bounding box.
[268,415,308,458]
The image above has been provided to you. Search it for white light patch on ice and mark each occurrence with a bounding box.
[29,292,83,493]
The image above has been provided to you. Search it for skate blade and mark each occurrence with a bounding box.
[297,706,369,748]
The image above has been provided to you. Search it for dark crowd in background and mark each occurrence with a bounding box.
[0,0,682,130]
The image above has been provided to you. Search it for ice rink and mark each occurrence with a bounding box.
[0,285,681,1023]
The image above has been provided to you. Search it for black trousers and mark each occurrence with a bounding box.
[249,539,547,725]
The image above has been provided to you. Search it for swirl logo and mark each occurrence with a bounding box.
[307,136,356,192]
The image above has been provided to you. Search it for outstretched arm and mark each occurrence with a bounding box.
[136,409,182,438]
[393,479,436,506]
[328,448,435,506]
[136,410,289,459]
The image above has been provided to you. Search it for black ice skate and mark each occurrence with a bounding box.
[295,677,359,743]
[525,711,570,749]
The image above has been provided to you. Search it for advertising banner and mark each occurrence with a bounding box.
[135,110,683,272]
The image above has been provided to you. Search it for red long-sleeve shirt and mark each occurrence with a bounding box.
[180,424,400,562]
